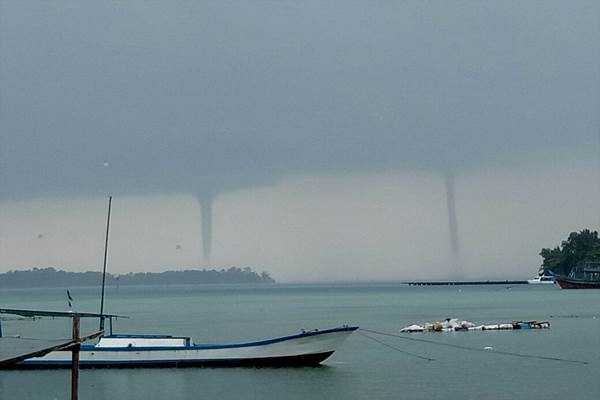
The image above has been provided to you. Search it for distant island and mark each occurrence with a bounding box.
[539,229,600,276]
[0,267,275,288]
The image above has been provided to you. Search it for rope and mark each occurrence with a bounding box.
[360,328,588,365]
[357,330,435,361]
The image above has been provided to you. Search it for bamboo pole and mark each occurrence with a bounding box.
[99,196,112,331]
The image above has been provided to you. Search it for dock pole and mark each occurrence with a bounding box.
[71,316,80,400]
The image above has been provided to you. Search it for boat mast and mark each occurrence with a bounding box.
[99,196,112,331]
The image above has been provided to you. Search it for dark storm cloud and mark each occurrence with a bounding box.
[1,0,598,200]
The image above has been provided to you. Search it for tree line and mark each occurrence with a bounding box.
[539,229,600,276]
[0,267,275,288]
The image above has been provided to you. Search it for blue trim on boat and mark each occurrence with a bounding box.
[15,351,337,369]
[80,326,358,352]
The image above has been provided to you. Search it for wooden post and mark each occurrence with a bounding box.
[71,316,80,400]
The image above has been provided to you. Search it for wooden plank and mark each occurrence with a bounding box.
[0,337,75,366]
[0,308,126,319]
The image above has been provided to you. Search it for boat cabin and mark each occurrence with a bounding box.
[568,261,600,281]
[96,335,191,348]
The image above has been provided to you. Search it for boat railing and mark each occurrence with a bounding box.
[568,261,600,280]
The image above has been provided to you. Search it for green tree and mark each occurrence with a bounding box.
[539,229,600,276]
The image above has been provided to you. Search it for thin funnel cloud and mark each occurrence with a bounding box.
[197,192,214,266]
[444,173,462,278]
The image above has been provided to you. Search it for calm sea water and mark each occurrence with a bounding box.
[1,283,599,400]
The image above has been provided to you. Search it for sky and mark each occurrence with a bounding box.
[1,0,599,281]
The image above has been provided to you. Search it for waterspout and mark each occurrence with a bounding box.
[197,193,214,266]
[444,172,463,278]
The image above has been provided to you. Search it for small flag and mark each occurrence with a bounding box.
[67,289,74,308]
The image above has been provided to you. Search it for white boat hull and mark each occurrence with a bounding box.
[16,326,357,368]
[527,279,555,284]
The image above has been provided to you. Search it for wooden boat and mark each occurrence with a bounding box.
[555,262,600,289]
[13,198,358,368]
[555,277,600,289]
[17,324,357,368]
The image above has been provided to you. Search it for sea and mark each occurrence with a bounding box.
[1,283,599,400]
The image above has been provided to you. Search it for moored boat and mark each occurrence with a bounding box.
[555,261,600,289]
[527,275,555,284]
[11,198,358,369]
[16,325,357,368]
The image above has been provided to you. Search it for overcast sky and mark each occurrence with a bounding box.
[1,1,598,281]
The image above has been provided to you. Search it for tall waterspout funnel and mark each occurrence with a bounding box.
[444,172,463,278]
[197,192,214,266]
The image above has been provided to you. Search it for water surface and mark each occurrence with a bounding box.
[1,283,599,399]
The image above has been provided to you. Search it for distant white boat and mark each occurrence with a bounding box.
[17,326,357,368]
[527,275,555,284]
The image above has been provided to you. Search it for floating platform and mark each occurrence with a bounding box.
[400,318,550,333]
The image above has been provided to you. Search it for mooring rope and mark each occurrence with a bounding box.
[360,328,588,365]
[357,330,435,361]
